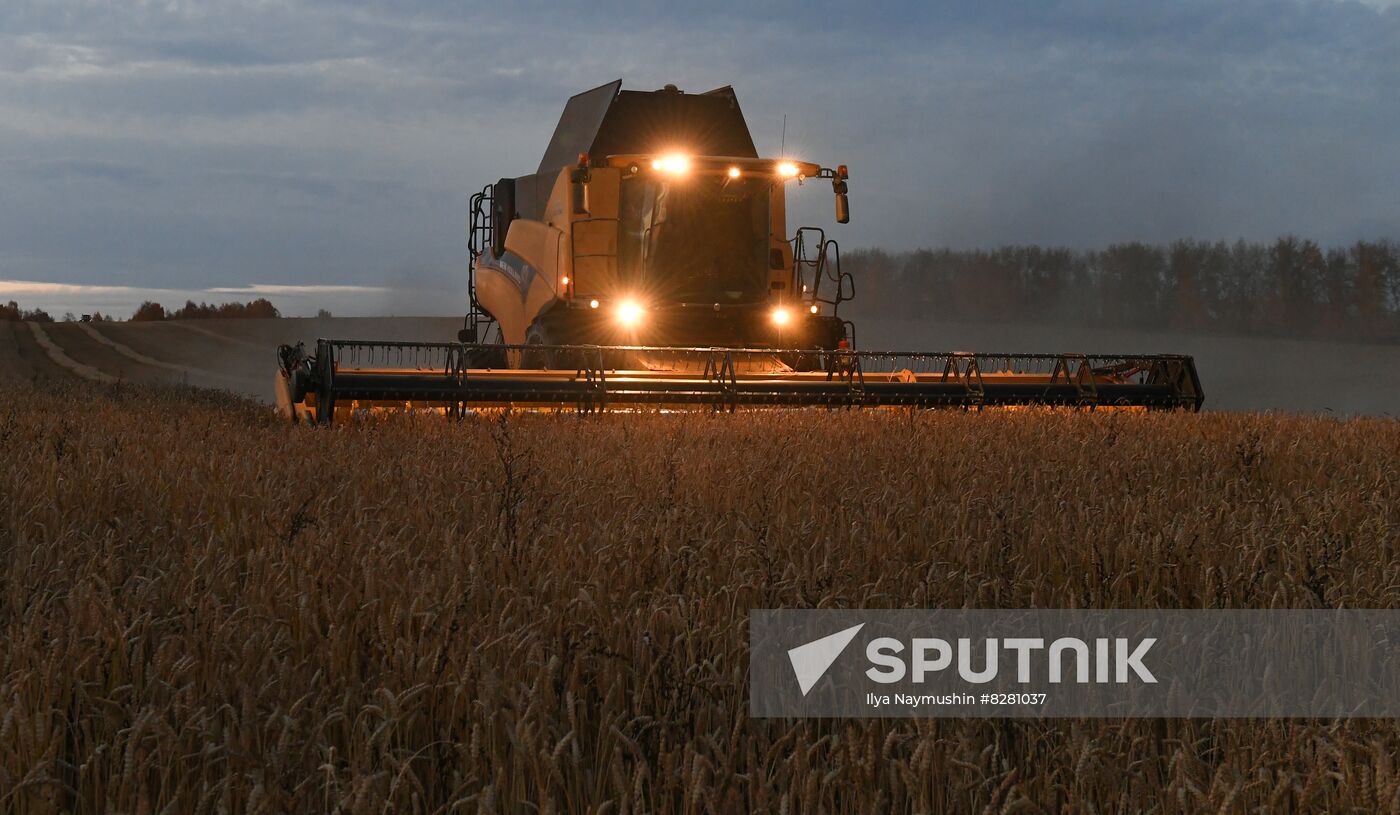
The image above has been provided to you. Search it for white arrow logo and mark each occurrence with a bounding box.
[787,623,865,696]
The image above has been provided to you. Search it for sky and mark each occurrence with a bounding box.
[1,0,1398,317]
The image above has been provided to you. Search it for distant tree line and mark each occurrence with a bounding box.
[0,303,111,322]
[0,301,55,322]
[2,298,282,322]
[130,298,280,321]
[843,238,1400,342]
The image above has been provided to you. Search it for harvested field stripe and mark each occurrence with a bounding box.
[80,322,215,377]
[27,322,116,383]
[171,320,273,351]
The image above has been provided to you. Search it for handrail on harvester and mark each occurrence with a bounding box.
[276,339,1204,423]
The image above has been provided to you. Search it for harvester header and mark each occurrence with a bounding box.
[276,80,1202,422]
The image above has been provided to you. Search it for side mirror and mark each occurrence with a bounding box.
[491,178,516,258]
[571,162,591,215]
[832,172,850,224]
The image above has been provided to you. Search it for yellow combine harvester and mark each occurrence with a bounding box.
[276,81,1202,421]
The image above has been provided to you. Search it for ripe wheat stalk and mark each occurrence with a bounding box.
[0,382,1397,813]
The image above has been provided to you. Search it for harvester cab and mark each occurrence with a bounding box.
[275,81,1203,422]
[460,81,854,360]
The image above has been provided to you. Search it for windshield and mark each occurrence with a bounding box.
[619,175,771,303]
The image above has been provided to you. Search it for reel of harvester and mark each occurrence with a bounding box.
[276,339,1203,424]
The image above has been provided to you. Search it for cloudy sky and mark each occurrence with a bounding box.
[2,0,1397,316]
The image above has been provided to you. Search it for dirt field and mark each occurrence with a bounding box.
[1,382,1397,812]
[0,318,461,402]
[0,322,81,386]
[2,316,1396,414]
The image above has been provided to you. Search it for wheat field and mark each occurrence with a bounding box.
[1,381,1398,813]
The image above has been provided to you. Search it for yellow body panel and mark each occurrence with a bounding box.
[503,219,565,283]
[570,168,621,296]
[475,169,576,343]
[475,156,811,346]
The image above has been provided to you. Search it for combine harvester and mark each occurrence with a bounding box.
[276,81,1202,421]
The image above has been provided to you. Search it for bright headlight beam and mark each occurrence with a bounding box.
[777,161,799,178]
[616,299,644,327]
[727,166,741,178]
[652,155,690,174]
[771,306,791,326]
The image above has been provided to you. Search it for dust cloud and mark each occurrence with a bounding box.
[32,316,1397,416]
[862,318,1400,417]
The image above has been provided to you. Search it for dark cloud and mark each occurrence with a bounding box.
[1,0,1398,304]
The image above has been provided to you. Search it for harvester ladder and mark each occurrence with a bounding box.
[465,184,497,342]
[793,227,855,315]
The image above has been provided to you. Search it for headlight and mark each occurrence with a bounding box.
[771,306,791,326]
[652,154,690,175]
[776,161,799,178]
[727,166,742,178]
[616,299,644,327]
[809,304,820,314]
